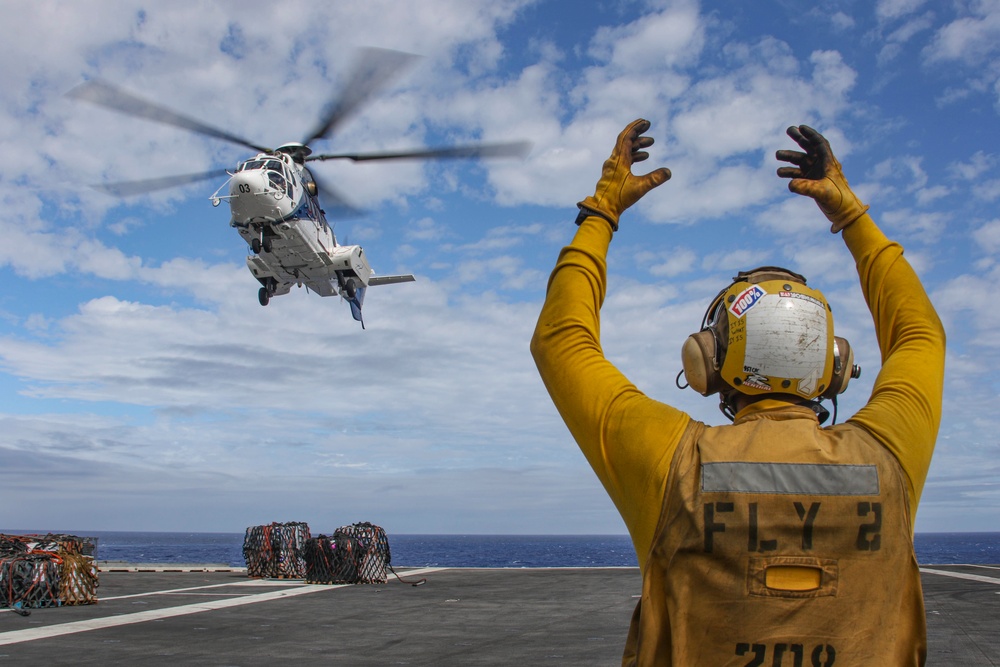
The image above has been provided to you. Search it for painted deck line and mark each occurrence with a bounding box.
[98,565,248,573]
[919,567,1000,585]
[0,567,444,646]
[967,564,1000,572]
[99,578,305,601]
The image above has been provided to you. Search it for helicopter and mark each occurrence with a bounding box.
[68,48,530,327]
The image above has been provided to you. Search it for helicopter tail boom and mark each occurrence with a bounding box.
[368,274,415,286]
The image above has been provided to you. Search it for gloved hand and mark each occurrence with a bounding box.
[776,125,869,233]
[577,118,671,231]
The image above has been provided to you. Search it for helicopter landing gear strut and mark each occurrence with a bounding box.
[250,233,273,255]
[343,277,357,300]
[258,278,277,306]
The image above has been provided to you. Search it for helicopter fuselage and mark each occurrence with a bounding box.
[216,151,377,308]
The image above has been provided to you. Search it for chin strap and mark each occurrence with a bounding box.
[806,399,832,425]
[718,391,738,422]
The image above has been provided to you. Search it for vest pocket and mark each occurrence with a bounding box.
[749,556,838,598]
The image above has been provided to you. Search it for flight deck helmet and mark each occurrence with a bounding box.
[680,267,858,411]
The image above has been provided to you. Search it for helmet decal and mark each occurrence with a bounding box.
[728,285,766,318]
[742,373,772,391]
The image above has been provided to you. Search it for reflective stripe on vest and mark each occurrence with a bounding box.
[702,462,880,496]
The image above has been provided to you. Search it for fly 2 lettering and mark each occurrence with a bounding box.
[703,502,882,553]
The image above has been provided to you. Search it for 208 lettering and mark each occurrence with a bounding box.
[736,642,836,666]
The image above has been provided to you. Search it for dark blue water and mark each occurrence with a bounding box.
[912,532,1000,565]
[5,531,997,568]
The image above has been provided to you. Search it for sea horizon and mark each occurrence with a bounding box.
[4,529,998,568]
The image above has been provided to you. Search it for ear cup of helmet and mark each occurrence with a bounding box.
[682,330,726,396]
[822,336,856,399]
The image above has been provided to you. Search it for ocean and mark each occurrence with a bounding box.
[6,531,997,568]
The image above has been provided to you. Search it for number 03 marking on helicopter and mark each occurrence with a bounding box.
[68,47,530,328]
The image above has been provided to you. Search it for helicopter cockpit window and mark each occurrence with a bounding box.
[268,170,289,197]
[238,158,291,197]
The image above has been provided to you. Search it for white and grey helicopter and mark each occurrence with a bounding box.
[69,48,529,327]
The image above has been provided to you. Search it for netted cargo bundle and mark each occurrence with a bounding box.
[0,553,61,610]
[0,533,98,610]
[243,522,311,578]
[336,522,390,584]
[303,535,339,584]
[58,551,99,605]
[303,522,391,585]
[34,534,99,605]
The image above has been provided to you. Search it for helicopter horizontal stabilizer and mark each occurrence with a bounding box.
[368,274,415,286]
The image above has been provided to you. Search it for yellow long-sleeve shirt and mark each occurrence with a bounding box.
[530,213,945,571]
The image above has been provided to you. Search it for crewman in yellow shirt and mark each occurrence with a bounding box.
[531,119,945,666]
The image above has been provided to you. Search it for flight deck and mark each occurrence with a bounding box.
[0,565,996,665]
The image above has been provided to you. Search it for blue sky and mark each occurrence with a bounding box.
[0,0,997,536]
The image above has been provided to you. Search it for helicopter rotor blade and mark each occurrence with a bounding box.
[306,140,533,163]
[301,47,419,146]
[92,168,231,197]
[67,79,271,153]
[310,172,366,219]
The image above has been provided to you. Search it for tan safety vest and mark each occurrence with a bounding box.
[623,406,926,666]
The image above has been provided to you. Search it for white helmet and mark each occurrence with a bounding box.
[680,267,859,416]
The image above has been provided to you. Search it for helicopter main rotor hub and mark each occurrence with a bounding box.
[275,142,312,163]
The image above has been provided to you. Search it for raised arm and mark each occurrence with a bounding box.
[531,120,689,566]
[777,125,946,520]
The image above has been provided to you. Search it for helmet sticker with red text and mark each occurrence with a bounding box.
[779,291,824,308]
[743,373,772,391]
[729,285,766,318]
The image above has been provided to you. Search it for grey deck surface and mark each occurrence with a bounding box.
[0,565,996,665]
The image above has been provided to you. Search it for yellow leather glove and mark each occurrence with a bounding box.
[776,125,869,233]
[577,118,671,231]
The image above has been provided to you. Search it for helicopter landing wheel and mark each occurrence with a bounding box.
[262,237,273,253]
[258,287,270,306]
[251,238,261,254]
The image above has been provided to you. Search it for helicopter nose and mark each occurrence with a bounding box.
[230,169,265,197]
[229,169,271,222]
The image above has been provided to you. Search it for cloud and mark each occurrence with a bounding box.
[1,1,998,536]
[923,1,1000,66]
[876,0,930,23]
[876,12,936,68]
[972,218,1000,253]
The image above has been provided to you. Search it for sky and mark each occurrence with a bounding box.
[0,0,997,538]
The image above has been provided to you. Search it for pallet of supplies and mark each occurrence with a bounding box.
[304,522,390,584]
[242,522,310,578]
[0,533,98,611]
